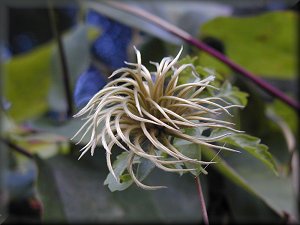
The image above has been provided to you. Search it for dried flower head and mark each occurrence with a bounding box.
[73,47,242,189]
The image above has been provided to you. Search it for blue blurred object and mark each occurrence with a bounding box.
[14,33,38,54]
[86,9,112,31]
[62,4,78,26]
[1,97,12,110]
[266,1,286,10]
[1,44,12,60]
[91,34,130,69]
[6,164,37,201]
[87,9,132,70]
[73,10,132,109]
[74,65,107,108]
[0,48,12,109]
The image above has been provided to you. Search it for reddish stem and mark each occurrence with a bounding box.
[195,176,209,225]
[105,1,299,111]
[0,137,33,159]
[185,38,299,110]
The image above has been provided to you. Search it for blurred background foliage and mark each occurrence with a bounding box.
[0,0,298,224]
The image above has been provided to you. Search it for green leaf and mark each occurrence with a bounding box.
[221,148,297,219]
[177,57,224,85]
[211,129,278,175]
[3,24,100,121]
[267,99,298,134]
[216,81,248,106]
[104,152,156,192]
[177,57,248,107]
[35,151,204,222]
[34,153,126,222]
[35,156,67,222]
[196,52,231,77]
[174,140,207,176]
[136,157,155,181]
[266,106,296,152]
[177,56,198,84]
[201,146,257,196]
[224,176,283,223]
[201,146,296,219]
[104,152,133,192]
[4,44,52,122]
[199,11,297,79]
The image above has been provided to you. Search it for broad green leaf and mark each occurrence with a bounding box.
[201,146,257,196]
[198,11,297,79]
[196,52,231,77]
[35,151,203,223]
[35,156,67,222]
[224,177,282,223]
[104,152,133,192]
[221,148,297,220]
[211,129,278,175]
[160,135,283,220]
[35,153,125,223]
[201,146,296,219]
[4,44,52,122]
[3,25,100,121]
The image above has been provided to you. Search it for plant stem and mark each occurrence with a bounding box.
[195,176,209,225]
[186,38,299,111]
[103,1,299,111]
[48,1,73,117]
[0,137,33,159]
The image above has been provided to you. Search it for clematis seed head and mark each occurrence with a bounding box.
[72,46,243,190]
